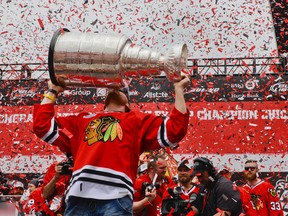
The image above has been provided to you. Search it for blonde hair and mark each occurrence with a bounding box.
[245,159,258,168]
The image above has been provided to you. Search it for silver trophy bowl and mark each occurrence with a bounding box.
[48,28,188,88]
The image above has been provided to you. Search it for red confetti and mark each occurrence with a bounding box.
[37,18,44,30]
[248,45,256,52]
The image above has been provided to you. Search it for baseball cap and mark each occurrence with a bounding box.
[29,180,39,187]
[177,159,190,170]
[191,161,208,177]
[137,163,148,174]
[13,181,24,188]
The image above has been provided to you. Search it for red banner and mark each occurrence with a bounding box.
[1,101,286,156]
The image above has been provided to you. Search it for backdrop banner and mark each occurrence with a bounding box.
[0,76,287,213]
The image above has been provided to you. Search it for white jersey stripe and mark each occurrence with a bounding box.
[65,165,134,201]
[157,117,178,148]
[41,117,59,144]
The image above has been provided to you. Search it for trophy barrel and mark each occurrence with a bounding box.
[48,28,131,88]
[48,28,188,88]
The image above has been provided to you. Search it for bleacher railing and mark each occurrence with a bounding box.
[0,57,287,80]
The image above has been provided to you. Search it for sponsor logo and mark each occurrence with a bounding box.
[151,82,161,90]
[143,91,168,98]
[230,92,260,100]
[11,89,37,98]
[245,79,259,90]
[64,89,92,96]
[270,82,288,93]
[230,83,244,89]
[188,87,220,93]
[129,90,139,96]
[95,88,108,97]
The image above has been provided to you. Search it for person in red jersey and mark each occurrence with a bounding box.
[33,75,190,216]
[161,159,199,216]
[133,154,175,216]
[242,159,284,216]
[219,167,257,216]
[23,159,72,216]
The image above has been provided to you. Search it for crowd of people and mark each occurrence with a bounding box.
[133,152,284,216]
[0,156,73,215]
[0,152,284,216]
[0,75,285,216]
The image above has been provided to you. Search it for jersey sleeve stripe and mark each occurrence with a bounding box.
[158,117,178,148]
[41,117,59,144]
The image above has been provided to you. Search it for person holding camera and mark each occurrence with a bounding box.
[42,158,73,214]
[190,157,243,216]
[33,74,190,215]
[21,159,72,216]
[133,186,157,213]
[133,154,175,216]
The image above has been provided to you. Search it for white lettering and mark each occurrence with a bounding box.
[0,114,33,124]
[197,109,258,120]
[261,109,287,120]
[143,92,168,98]
[270,82,288,93]
[11,89,37,98]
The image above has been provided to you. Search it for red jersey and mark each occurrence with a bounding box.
[236,186,257,216]
[42,163,70,202]
[22,187,55,216]
[33,104,189,201]
[162,183,200,200]
[134,173,175,216]
[242,180,284,216]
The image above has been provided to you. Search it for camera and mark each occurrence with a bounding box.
[60,159,73,175]
[141,182,160,196]
[161,187,197,216]
[161,198,190,216]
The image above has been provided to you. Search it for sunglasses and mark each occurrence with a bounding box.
[244,167,257,171]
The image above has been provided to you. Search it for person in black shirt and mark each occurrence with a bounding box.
[191,157,243,216]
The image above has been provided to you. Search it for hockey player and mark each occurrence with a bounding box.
[33,75,190,215]
[242,160,284,216]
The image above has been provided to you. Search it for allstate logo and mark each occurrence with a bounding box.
[151,82,161,90]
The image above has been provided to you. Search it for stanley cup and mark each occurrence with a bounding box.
[48,28,188,88]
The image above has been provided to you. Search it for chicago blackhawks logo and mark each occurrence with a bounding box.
[84,116,123,145]
[251,194,264,210]
[269,188,277,197]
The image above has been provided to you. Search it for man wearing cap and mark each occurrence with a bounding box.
[137,163,148,177]
[191,157,243,216]
[162,159,199,215]
[33,75,190,216]
[163,159,199,200]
